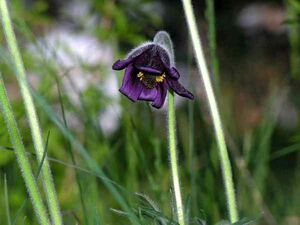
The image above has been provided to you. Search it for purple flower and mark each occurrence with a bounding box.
[112,43,194,109]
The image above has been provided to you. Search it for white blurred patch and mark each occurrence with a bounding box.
[98,69,121,135]
[27,25,121,135]
[277,98,298,130]
[62,0,97,30]
[237,3,287,34]
[271,88,298,130]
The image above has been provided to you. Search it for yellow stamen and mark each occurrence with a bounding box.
[155,73,166,82]
[137,71,165,83]
[137,71,144,80]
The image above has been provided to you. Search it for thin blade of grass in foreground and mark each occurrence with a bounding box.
[287,0,300,79]
[187,39,198,215]
[181,0,239,223]
[0,145,128,193]
[270,143,300,160]
[0,74,50,225]
[12,131,51,225]
[31,89,141,225]
[0,1,63,225]
[205,0,220,88]
[4,174,12,225]
[55,78,89,225]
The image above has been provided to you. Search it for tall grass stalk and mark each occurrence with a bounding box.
[0,74,50,225]
[287,0,300,79]
[55,79,89,225]
[154,31,186,225]
[12,131,50,225]
[0,1,63,224]
[205,0,220,87]
[4,174,12,225]
[181,0,239,222]
[187,40,198,214]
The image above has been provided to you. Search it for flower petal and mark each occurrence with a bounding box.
[112,58,133,70]
[167,79,194,99]
[119,64,143,101]
[152,81,168,109]
[134,44,167,72]
[134,65,162,75]
[168,67,180,80]
[138,88,158,101]
[127,43,154,60]
[113,44,154,71]
[157,48,179,80]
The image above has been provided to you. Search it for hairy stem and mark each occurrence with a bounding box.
[181,0,239,222]
[0,74,50,225]
[0,1,63,225]
[168,91,185,225]
[154,31,186,225]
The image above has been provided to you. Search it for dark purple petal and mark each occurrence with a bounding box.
[157,47,180,81]
[114,44,154,71]
[152,81,168,109]
[134,65,162,75]
[113,41,193,108]
[134,44,168,72]
[112,58,133,70]
[119,64,143,101]
[127,43,154,60]
[138,88,158,101]
[167,79,194,100]
[168,67,180,80]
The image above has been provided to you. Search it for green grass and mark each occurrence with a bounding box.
[0,0,299,224]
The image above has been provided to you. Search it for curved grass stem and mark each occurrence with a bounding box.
[181,0,239,222]
[0,74,50,225]
[0,1,63,225]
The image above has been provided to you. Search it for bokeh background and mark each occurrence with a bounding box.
[0,0,300,224]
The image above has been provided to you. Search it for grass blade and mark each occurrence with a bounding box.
[0,1,63,224]
[287,0,300,79]
[55,78,89,225]
[12,131,51,225]
[4,174,12,225]
[181,0,239,222]
[0,74,50,225]
[31,88,141,225]
[205,0,220,87]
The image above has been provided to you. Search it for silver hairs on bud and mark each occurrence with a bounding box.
[153,31,175,67]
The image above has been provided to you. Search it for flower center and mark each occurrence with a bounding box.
[137,72,166,89]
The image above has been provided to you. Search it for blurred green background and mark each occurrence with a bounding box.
[0,0,300,224]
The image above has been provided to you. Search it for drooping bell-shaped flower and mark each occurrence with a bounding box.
[112,41,193,109]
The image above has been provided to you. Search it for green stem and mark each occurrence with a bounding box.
[168,91,185,225]
[181,0,239,223]
[0,1,63,225]
[287,0,300,79]
[154,31,185,225]
[0,74,50,225]
[55,79,89,225]
[205,0,220,87]
[4,174,12,225]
